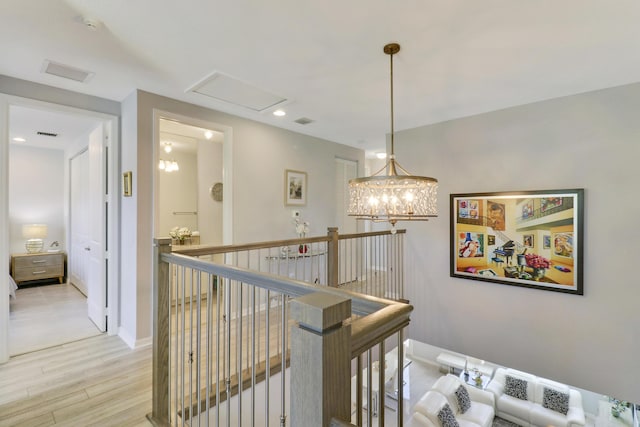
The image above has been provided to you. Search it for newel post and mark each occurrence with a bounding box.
[327,227,339,287]
[148,238,172,426]
[291,292,352,427]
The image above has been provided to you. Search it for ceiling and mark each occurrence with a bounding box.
[3,1,640,156]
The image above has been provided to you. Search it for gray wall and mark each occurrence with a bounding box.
[397,82,640,402]
[119,90,364,346]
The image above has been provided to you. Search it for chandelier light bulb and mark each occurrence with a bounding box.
[158,160,166,170]
[164,142,172,153]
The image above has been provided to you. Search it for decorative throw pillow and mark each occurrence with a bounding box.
[454,384,471,414]
[504,375,528,400]
[437,403,460,427]
[542,387,569,415]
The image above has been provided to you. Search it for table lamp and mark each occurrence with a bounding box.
[23,223,48,253]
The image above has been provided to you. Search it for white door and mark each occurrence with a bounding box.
[86,125,107,331]
[69,149,89,295]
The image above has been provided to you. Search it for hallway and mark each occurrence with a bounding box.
[9,282,102,356]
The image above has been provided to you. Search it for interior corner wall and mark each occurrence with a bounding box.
[126,90,364,346]
[397,82,640,403]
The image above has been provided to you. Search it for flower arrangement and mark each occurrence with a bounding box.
[294,217,309,238]
[608,397,629,418]
[294,217,310,253]
[170,226,192,242]
[525,253,550,269]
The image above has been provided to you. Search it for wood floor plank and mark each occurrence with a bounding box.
[0,333,152,427]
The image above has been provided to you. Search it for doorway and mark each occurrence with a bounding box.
[1,97,119,360]
[153,111,232,247]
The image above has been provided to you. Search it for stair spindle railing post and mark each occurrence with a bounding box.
[290,292,352,427]
[327,227,339,287]
[148,237,172,426]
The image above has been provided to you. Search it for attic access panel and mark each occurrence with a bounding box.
[189,72,286,112]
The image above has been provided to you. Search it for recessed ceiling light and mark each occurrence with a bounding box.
[376,152,387,159]
[12,137,26,142]
[273,109,286,117]
[204,130,213,140]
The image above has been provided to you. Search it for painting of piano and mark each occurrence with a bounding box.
[450,189,584,295]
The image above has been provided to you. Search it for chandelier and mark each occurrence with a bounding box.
[348,43,438,227]
[158,159,179,172]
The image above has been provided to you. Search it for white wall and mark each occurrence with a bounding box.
[8,145,65,254]
[119,92,139,347]
[397,82,640,403]
[197,140,223,246]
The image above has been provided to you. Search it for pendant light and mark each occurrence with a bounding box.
[348,43,438,228]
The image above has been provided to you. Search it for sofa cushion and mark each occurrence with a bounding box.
[504,375,528,400]
[497,394,534,423]
[437,403,460,427]
[432,375,463,413]
[454,385,471,414]
[542,387,569,415]
[415,390,451,427]
[534,378,570,404]
[458,401,495,427]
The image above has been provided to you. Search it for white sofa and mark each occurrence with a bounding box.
[486,368,586,427]
[413,374,495,427]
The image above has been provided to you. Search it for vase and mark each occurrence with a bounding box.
[532,267,546,281]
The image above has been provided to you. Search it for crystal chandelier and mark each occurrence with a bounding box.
[348,43,438,227]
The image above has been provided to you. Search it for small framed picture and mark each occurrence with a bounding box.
[123,171,132,197]
[285,169,307,206]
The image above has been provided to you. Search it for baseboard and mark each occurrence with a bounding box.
[118,328,152,349]
[118,328,136,349]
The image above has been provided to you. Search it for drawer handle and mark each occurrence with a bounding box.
[32,260,47,264]
[32,270,47,275]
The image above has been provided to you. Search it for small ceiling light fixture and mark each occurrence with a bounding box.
[273,109,286,117]
[204,130,213,140]
[163,142,173,153]
[12,137,26,142]
[348,43,438,229]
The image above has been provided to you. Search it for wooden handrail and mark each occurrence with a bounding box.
[169,227,405,257]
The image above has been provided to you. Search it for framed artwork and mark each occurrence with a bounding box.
[450,189,584,295]
[285,169,307,206]
[523,234,534,248]
[122,171,132,197]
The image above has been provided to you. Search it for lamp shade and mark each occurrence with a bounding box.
[22,224,48,239]
[23,224,48,253]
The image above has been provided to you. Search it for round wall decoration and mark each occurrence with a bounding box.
[209,182,223,201]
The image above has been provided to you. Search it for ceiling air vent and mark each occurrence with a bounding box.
[37,131,58,137]
[294,117,314,125]
[41,60,95,83]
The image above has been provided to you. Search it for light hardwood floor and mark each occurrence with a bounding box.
[0,334,153,427]
[9,283,102,356]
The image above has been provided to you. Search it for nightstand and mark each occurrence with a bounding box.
[10,252,66,286]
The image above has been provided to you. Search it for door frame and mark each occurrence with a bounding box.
[152,109,233,246]
[0,95,120,362]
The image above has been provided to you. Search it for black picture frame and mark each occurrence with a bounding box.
[450,189,584,295]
